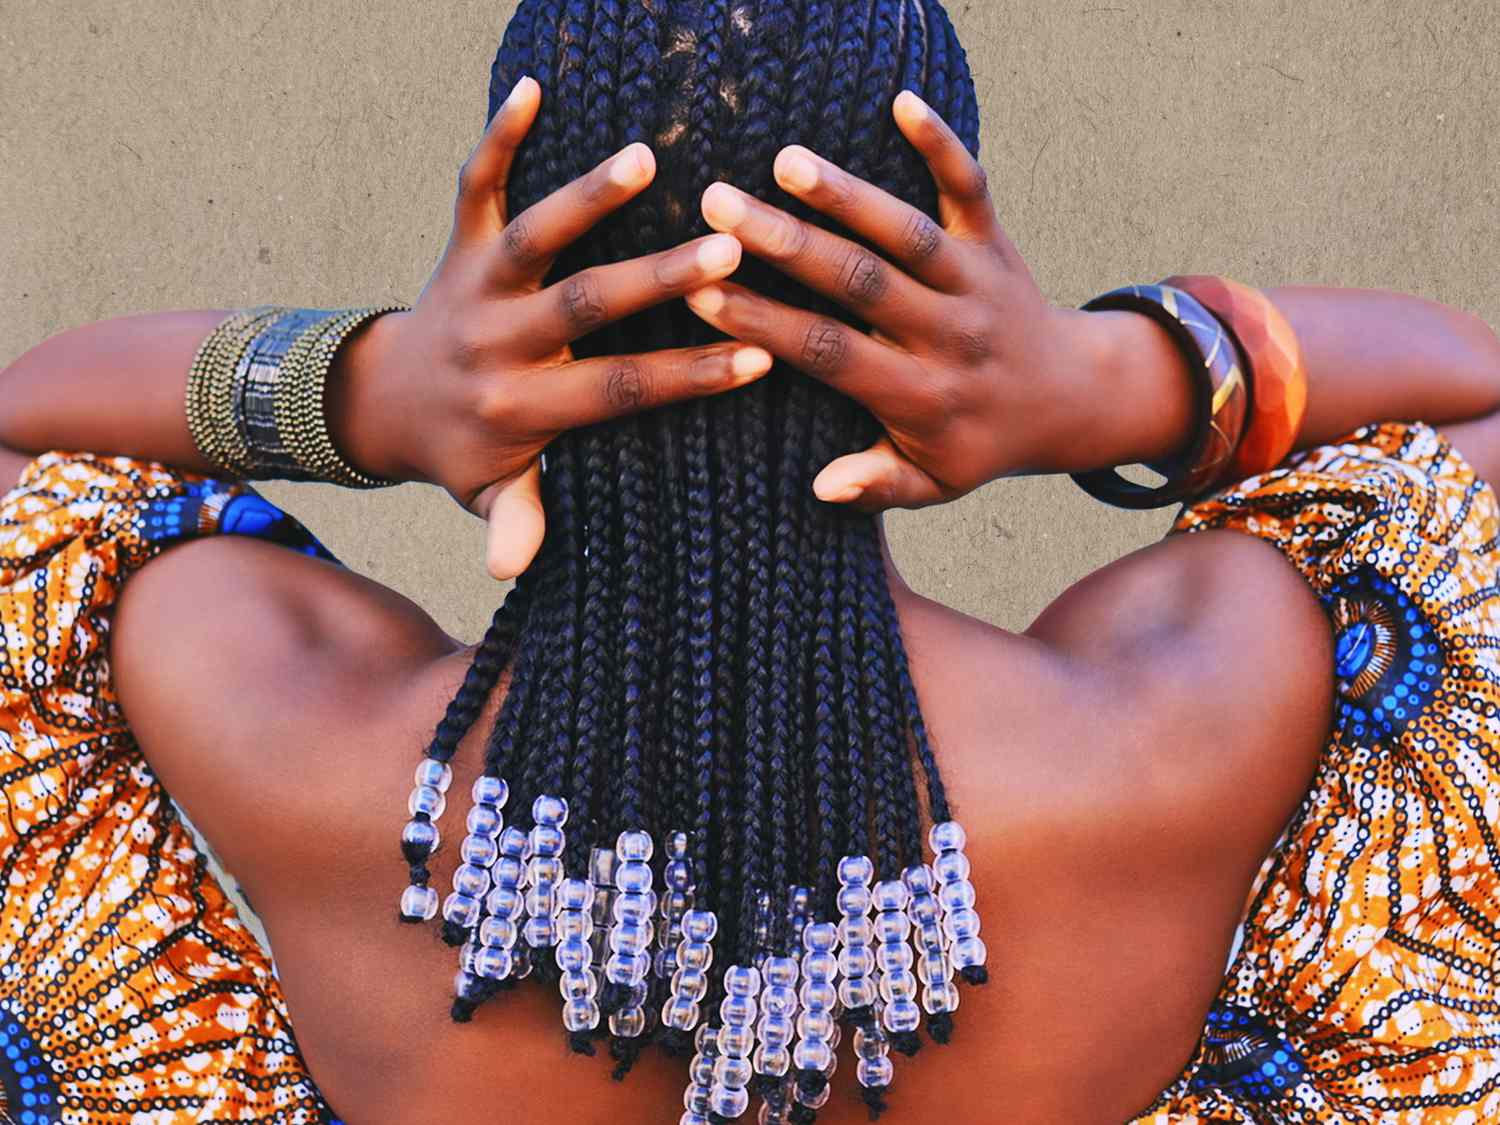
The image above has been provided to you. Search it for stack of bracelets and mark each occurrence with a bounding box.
[184,277,1306,1124]
[1069,277,1309,509]
[185,304,408,486]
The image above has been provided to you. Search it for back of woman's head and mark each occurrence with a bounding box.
[403,0,985,1091]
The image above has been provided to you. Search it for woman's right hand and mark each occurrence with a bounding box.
[335,76,772,579]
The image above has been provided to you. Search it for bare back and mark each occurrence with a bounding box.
[110,507,1332,1123]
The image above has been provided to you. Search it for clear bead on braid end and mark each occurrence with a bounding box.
[397,757,454,923]
[931,821,987,986]
[391,764,984,1118]
[441,775,510,946]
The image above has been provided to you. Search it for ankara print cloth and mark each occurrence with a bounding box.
[1134,419,1500,1124]
[0,452,342,1124]
[1,419,1497,1125]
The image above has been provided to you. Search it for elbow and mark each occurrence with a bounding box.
[0,339,49,451]
[1454,307,1500,417]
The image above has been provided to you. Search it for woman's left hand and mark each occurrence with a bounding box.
[684,90,1126,511]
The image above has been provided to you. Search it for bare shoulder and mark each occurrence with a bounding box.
[113,532,457,708]
[111,534,458,881]
[1028,525,1335,833]
[899,523,1334,849]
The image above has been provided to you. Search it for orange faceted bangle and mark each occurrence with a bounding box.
[1160,275,1308,481]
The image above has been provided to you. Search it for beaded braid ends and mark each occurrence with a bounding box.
[397,773,987,1122]
[388,0,987,1120]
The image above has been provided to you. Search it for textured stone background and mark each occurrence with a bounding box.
[2,1,1496,643]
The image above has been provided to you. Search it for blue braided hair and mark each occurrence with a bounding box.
[415,0,983,1101]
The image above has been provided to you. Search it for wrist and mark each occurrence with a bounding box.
[326,309,420,484]
[1060,305,1197,472]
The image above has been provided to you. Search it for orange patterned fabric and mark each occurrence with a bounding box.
[1137,419,1500,1123]
[0,452,337,1123]
[2,420,1498,1125]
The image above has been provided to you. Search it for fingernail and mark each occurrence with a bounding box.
[686,285,726,316]
[504,75,534,110]
[895,89,930,124]
[702,182,748,230]
[697,234,740,273]
[610,144,651,187]
[732,347,773,378]
[775,147,819,193]
[815,477,863,503]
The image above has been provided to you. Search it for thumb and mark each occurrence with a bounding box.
[481,461,546,581]
[812,437,946,512]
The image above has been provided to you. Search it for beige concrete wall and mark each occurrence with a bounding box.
[3,1,1495,642]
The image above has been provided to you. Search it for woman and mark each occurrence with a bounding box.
[2,1,1498,1123]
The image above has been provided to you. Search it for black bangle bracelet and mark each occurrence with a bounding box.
[1069,283,1249,510]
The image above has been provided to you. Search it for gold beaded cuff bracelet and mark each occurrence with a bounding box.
[185,304,408,488]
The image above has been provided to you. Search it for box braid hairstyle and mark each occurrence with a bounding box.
[393,1,989,1120]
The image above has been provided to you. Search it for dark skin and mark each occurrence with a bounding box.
[3,79,1500,1123]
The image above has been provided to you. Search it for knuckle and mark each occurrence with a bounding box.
[800,318,850,377]
[901,212,944,263]
[450,317,494,372]
[942,313,994,366]
[764,213,813,263]
[502,215,544,267]
[868,476,901,511]
[818,171,859,219]
[560,273,609,333]
[604,359,651,411]
[838,248,890,306]
[456,161,478,198]
[474,383,516,427]
[960,162,990,202]
[904,369,960,425]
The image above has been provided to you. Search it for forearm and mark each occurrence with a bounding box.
[0,308,407,480]
[1072,286,1500,469]
[0,310,230,471]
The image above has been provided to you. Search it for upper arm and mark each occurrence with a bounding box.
[1026,526,1335,854]
[111,535,452,893]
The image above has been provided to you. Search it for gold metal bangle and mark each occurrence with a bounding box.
[185,307,282,475]
[275,306,407,489]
